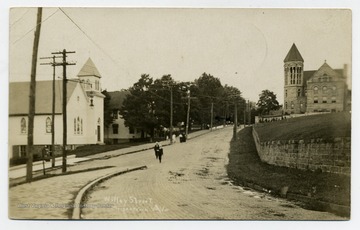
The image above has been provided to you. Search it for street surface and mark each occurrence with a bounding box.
[9,126,343,219]
[81,127,342,220]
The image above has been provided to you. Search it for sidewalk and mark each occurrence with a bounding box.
[9,155,90,179]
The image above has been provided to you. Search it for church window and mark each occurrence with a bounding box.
[285,102,288,109]
[314,97,318,103]
[297,89,301,97]
[285,90,287,97]
[46,117,52,133]
[21,118,26,134]
[77,117,80,134]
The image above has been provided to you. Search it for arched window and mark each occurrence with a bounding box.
[46,117,52,133]
[314,86,319,94]
[74,118,76,134]
[322,86,327,94]
[77,117,80,134]
[21,118,26,134]
[285,90,287,97]
[285,102,288,109]
[297,89,301,97]
[86,79,91,89]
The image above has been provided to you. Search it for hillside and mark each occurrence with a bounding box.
[254,112,351,142]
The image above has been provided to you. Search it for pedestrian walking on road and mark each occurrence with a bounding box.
[154,142,163,163]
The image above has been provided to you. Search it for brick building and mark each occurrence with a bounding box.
[283,43,350,114]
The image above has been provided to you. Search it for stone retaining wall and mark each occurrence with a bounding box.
[252,128,350,176]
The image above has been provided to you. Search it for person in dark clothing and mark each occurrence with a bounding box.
[154,142,163,163]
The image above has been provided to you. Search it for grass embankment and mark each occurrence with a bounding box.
[227,127,350,208]
[254,112,351,141]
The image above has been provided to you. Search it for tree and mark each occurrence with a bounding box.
[194,73,224,127]
[222,85,244,123]
[119,74,157,138]
[102,90,114,129]
[256,89,280,115]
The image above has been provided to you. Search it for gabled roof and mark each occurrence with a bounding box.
[9,80,78,115]
[313,62,341,78]
[284,43,304,62]
[107,91,130,110]
[77,58,102,78]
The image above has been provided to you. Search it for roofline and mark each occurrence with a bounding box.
[9,113,63,117]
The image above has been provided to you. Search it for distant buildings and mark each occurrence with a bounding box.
[104,90,146,144]
[283,43,350,114]
[8,58,104,161]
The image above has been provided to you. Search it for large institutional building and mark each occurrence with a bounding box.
[283,43,350,114]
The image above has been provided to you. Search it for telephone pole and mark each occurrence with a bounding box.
[170,86,173,144]
[40,55,62,168]
[182,89,196,138]
[210,102,214,131]
[51,49,75,173]
[26,7,42,183]
[233,101,238,138]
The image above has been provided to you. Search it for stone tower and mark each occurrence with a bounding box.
[283,43,306,114]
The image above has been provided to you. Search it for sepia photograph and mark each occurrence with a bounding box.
[3,1,359,227]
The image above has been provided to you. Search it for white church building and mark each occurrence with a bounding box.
[8,58,105,162]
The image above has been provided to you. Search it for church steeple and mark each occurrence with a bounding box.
[77,58,102,92]
[284,43,304,62]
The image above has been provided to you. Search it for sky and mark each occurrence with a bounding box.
[8,7,352,103]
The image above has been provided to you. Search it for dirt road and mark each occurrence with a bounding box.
[81,127,343,220]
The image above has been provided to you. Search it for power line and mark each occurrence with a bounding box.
[10,9,31,28]
[12,8,60,45]
[58,8,123,69]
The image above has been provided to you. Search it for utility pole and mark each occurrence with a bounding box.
[40,55,62,168]
[210,102,214,131]
[170,85,173,144]
[233,100,238,138]
[26,7,42,183]
[182,89,196,138]
[243,100,246,128]
[248,100,251,126]
[51,49,75,173]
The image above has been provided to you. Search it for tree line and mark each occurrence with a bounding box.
[103,73,280,139]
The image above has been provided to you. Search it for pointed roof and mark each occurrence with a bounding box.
[284,43,304,62]
[77,58,101,78]
[313,61,340,77]
[9,80,78,115]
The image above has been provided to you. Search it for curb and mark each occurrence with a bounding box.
[71,165,148,219]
